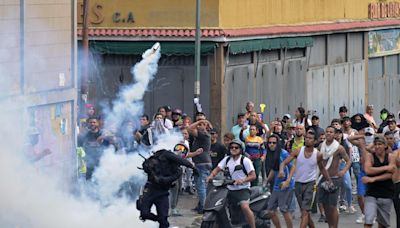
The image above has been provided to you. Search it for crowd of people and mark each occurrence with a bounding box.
[76,102,400,228]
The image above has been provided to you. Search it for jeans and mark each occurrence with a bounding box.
[339,162,352,207]
[352,162,361,186]
[194,164,211,208]
[251,158,261,186]
[289,190,297,213]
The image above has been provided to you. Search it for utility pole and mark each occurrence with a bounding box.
[194,0,201,117]
[81,0,90,103]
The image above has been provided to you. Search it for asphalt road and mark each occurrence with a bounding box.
[169,192,397,228]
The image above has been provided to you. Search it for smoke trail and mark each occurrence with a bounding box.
[102,43,161,132]
[0,44,169,227]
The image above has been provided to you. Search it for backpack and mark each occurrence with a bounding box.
[225,156,248,176]
[142,151,162,175]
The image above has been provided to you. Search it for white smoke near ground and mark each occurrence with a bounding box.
[0,43,179,227]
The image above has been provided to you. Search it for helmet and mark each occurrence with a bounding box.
[229,139,245,151]
[173,143,189,158]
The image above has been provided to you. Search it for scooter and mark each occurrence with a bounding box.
[201,174,271,228]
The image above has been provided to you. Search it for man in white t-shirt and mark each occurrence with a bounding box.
[207,139,256,228]
[382,118,400,143]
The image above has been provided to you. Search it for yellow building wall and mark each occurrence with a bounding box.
[78,0,400,29]
[78,0,219,28]
[219,0,398,28]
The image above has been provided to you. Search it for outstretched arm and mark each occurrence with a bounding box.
[279,149,299,177]
[164,151,196,169]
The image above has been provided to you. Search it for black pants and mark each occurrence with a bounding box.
[140,183,170,228]
[394,182,400,228]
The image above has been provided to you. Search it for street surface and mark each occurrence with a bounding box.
[170,192,397,228]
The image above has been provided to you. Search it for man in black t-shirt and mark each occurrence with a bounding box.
[209,128,227,169]
[135,114,151,145]
[248,111,268,137]
[79,116,104,180]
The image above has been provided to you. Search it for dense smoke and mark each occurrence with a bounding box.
[0,43,174,227]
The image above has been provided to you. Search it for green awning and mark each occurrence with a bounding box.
[89,41,217,55]
[229,37,313,54]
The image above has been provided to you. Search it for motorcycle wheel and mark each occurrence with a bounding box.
[200,221,218,228]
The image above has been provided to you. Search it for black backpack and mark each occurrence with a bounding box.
[142,151,162,175]
[225,156,248,176]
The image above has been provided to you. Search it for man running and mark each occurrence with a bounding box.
[279,130,330,228]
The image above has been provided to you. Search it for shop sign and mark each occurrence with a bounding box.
[77,2,135,25]
[368,29,400,57]
[368,2,400,19]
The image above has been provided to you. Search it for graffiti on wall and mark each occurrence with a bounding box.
[28,102,74,177]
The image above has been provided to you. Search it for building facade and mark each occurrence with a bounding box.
[78,0,400,133]
[0,0,77,185]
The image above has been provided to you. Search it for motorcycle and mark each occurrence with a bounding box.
[200,175,271,228]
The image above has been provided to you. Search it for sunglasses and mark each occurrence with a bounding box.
[365,133,373,136]
[230,146,240,149]
[268,141,277,145]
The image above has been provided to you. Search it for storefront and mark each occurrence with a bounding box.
[78,0,400,132]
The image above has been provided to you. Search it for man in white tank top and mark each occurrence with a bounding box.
[279,130,331,228]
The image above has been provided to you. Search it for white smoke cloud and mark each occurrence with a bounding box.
[0,43,170,227]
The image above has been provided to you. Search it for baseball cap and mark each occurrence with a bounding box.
[311,115,319,120]
[364,127,375,145]
[365,127,374,135]
[283,114,291,119]
[287,123,296,128]
[374,135,387,145]
[163,105,172,112]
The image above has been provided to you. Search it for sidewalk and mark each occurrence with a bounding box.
[169,192,201,228]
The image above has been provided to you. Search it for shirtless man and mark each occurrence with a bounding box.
[318,126,352,228]
[279,130,331,228]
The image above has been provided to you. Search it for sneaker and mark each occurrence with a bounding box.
[185,186,195,195]
[318,215,326,223]
[339,204,347,212]
[356,214,365,224]
[191,205,203,214]
[171,208,182,217]
[347,205,356,214]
